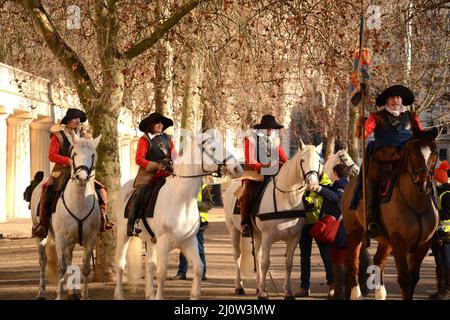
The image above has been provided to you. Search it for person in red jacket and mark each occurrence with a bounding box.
[355,85,423,237]
[32,108,87,238]
[127,112,177,237]
[239,114,288,237]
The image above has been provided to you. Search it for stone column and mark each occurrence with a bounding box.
[130,137,139,180]
[119,135,132,185]
[0,115,8,222]
[6,115,34,219]
[30,119,53,179]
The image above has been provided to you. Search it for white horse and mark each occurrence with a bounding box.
[114,133,243,300]
[324,149,359,178]
[224,140,322,299]
[31,135,101,300]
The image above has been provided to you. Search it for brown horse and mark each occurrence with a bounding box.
[341,128,439,300]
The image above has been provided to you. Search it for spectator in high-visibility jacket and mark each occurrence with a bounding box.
[429,161,450,300]
[173,183,213,281]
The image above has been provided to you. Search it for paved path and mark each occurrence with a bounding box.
[0,208,438,300]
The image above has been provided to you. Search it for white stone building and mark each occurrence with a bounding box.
[0,63,140,222]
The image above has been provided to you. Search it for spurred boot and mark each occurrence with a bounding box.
[32,187,50,238]
[127,192,142,237]
[366,179,382,238]
[99,204,114,232]
[239,182,252,238]
[429,266,447,300]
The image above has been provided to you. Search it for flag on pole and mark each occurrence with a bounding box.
[349,15,371,106]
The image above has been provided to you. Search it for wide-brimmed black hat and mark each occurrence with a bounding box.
[139,112,173,132]
[253,114,284,129]
[375,85,414,107]
[61,108,87,125]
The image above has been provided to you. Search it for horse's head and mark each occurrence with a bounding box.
[71,135,101,186]
[298,139,322,190]
[199,131,243,179]
[336,149,359,176]
[402,128,438,194]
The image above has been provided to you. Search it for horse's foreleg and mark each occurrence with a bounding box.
[230,227,245,295]
[283,236,300,300]
[55,236,67,300]
[80,239,95,300]
[37,238,47,300]
[64,242,77,298]
[145,243,156,300]
[373,242,392,300]
[114,232,129,300]
[408,239,432,299]
[155,237,170,300]
[391,234,413,300]
[345,229,364,300]
[182,236,203,300]
[257,235,272,300]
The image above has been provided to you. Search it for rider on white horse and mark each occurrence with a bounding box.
[127,112,178,237]
[239,114,288,237]
[32,108,87,238]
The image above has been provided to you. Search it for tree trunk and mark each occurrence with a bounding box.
[153,40,174,118]
[181,47,204,132]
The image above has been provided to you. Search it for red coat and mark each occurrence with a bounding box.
[244,137,288,172]
[135,136,177,169]
[363,112,423,139]
[48,135,71,166]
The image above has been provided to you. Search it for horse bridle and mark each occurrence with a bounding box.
[71,152,96,180]
[338,151,358,172]
[273,153,322,193]
[405,140,435,191]
[172,140,234,179]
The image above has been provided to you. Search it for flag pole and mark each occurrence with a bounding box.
[359,1,368,235]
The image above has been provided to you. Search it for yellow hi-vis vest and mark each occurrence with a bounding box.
[304,172,333,225]
[198,183,208,223]
[438,191,450,234]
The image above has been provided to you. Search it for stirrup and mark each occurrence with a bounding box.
[127,226,142,237]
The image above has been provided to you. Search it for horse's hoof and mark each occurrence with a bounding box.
[375,285,387,300]
[36,296,46,300]
[350,286,362,300]
[284,295,295,300]
[234,288,246,296]
[257,291,269,300]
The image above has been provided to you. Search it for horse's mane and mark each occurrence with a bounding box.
[276,145,310,187]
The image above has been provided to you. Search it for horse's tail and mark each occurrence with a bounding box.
[239,236,254,277]
[43,237,58,284]
[126,236,143,294]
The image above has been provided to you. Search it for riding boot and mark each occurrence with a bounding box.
[99,204,114,232]
[429,266,447,300]
[331,264,346,300]
[366,179,382,238]
[32,187,50,238]
[127,192,142,237]
[239,181,253,238]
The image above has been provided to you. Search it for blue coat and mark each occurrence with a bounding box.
[317,177,349,248]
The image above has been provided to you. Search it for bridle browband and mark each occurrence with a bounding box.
[171,140,235,179]
[273,151,322,193]
[338,151,358,171]
[71,150,96,181]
